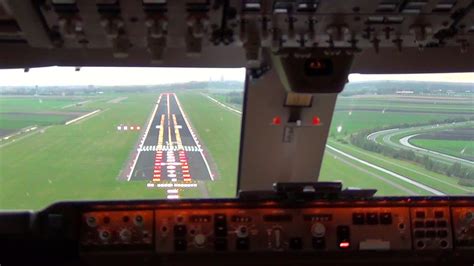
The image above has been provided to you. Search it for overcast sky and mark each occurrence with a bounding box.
[0,66,472,86]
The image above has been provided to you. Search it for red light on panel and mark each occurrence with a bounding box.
[312,116,321,125]
[272,116,281,125]
[339,242,350,248]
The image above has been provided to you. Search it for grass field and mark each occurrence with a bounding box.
[410,139,474,160]
[326,140,473,195]
[330,111,456,136]
[0,96,98,139]
[0,113,74,130]
[0,97,83,112]
[0,94,173,210]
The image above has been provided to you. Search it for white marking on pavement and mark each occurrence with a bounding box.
[65,109,101,125]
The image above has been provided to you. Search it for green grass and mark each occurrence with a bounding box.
[177,91,241,198]
[0,113,72,130]
[320,150,420,195]
[0,97,83,112]
[327,140,474,195]
[330,111,454,136]
[0,94,169,210]
[410,139,474,159]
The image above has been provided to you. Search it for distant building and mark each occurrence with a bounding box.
[395,90,414,94]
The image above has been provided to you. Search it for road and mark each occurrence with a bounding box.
[127,93,213,199]
[367,122,474,167]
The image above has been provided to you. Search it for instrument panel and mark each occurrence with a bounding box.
[79,200,474,254]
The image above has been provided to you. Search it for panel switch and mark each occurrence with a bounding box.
[337,225,350,249]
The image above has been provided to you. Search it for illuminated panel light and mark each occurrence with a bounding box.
[147,183,155,188]
[136,126,141,130]
[297,1,318,12]
[339,242,350,248]
[117,126,122,131]
[244,1,261,11]
[272,116,282,125]
[167,189,179,194]
[312,116,321,126]
[167,195,180,199]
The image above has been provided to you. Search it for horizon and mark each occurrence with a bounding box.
[0,66,472,87]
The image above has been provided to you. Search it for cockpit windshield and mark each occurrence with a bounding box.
[0,68,473,210]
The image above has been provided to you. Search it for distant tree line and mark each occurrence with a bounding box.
[341,81,474,96]
[348,117,474,187]
[223,91,244,105]
[0,81,245,96]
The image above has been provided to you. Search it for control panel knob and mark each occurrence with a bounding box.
[99,229,111,241]
[86,216,97,227]
[119,228,132,242]
[134,215,144,226]
[236,226,249,238]
[194,234,206,247]
[311,223,326,237]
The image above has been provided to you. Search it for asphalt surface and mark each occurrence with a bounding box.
[130,93,213,184]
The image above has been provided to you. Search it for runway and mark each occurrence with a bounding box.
[127,93,213,198]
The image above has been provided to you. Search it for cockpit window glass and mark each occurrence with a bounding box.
[0,67,245,210]
[320,73,474,196]
[1,68,473,210]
